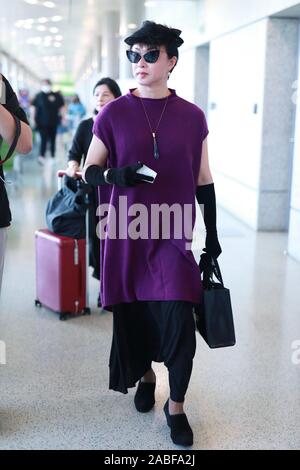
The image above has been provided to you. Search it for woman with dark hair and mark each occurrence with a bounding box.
[83,21,222,446]
[66,77,121,291]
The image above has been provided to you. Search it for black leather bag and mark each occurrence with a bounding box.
[46,176,90,239]
[194,255,236,348]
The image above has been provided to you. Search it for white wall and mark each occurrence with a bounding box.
[207,19,267,229]
[288,22,300,261]
[170,47,196,103]
[199,0,300,44]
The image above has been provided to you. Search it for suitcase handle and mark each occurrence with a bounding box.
[57,170,83,179]
[57,169,89,310]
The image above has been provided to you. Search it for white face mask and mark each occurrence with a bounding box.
[42,85,51,93]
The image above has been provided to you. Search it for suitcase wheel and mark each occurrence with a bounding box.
[35,300,42,307]
[83,307,91,316]
[60,313,68,321]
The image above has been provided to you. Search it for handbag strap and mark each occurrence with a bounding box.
[0,114,21,166]
[211,257,224,286]
[201,255,224,288]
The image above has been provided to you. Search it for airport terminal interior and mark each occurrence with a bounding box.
[0,0,300,450]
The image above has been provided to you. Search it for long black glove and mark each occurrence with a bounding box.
[196,183,222,261]
[84,164,107,186]
[107,162,154,187]
[85,163,153,188]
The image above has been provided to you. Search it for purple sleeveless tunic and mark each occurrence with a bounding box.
[93,88,209,310]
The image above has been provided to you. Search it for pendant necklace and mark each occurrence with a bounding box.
[139,93,169,159]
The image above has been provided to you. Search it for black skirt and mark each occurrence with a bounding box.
[109,300,195,394]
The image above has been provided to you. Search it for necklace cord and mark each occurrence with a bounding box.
[139,94,169,159]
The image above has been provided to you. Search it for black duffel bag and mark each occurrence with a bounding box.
[194,255,236,349]
[46,176,90,239]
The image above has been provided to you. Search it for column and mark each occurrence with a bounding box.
[119,0,145,81]
[258,17,299,231]
[102,11,120,79]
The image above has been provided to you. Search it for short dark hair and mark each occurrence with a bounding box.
[93,77,122,98]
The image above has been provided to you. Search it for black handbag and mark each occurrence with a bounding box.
[46,176,90,239]
[194,255,236,348]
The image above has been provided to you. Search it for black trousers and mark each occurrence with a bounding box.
[39,125,57,157]
[110,301,196,402]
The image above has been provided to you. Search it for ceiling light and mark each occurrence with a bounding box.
[27,37,42,45]
[55,35,63,41]
[37,25,47,31]
[128,23,137,29]
[54,42,61,48]
[38,17,48,23]
[49,27,59,33]
[43,1,55,7]
[24,0,39,4]
[15,20,25,28]
[51,16,62,22]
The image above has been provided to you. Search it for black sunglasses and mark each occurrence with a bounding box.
[126,49,160,64]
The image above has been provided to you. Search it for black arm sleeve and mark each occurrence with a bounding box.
[84,165,107,186]
[68,121,85,165]
[196,183,217,234]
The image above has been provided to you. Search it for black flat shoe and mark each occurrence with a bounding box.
[164,400,193,446]
[134,381,156,412]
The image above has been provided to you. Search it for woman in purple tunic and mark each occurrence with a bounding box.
[83,21,222,447]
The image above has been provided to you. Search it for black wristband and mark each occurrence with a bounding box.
[84,165,107,186]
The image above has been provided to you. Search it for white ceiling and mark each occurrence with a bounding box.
[0,0,199,84]
[14,1,296,87]
[0,0,120,82]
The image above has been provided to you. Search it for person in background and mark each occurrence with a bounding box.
[67,94,86,135]
[32,79,65,165]
[0,74,32,294]
[66,78,121,301]
[18,89,31,120]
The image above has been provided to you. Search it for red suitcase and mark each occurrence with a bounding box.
[35,171,90,320]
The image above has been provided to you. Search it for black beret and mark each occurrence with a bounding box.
[124,20,184,48]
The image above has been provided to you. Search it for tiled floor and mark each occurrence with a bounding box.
[0,148,299,450]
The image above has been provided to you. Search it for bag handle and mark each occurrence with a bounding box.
[211,257,224,286]
[0,114,21,166]
[201,254,224,288]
